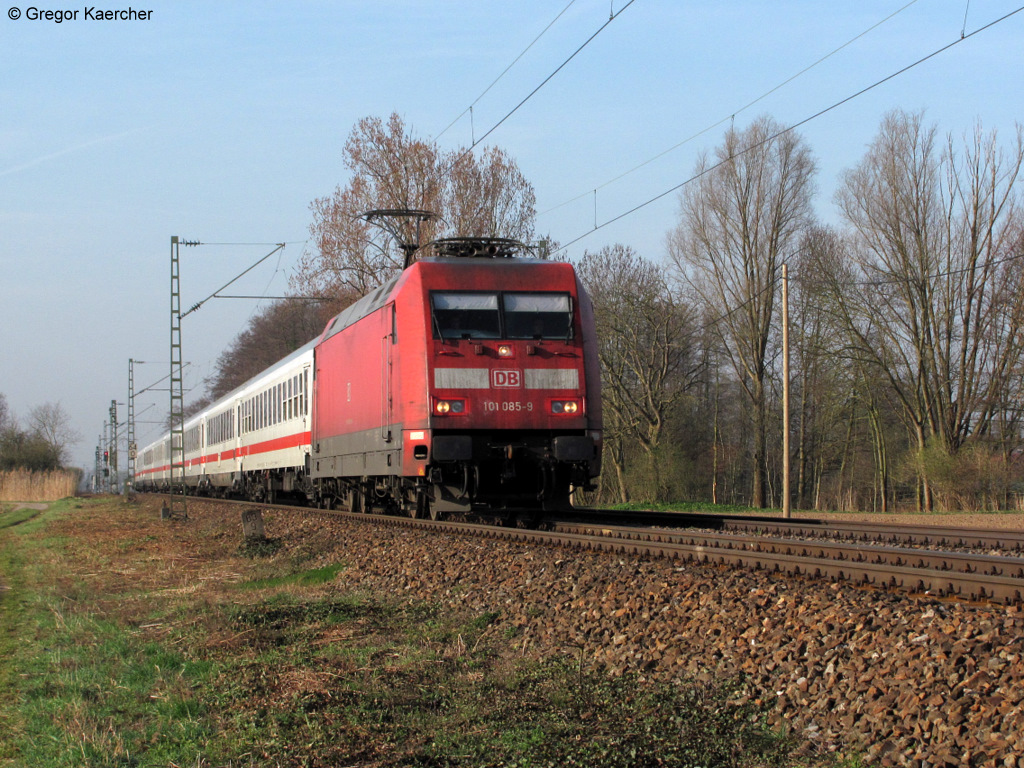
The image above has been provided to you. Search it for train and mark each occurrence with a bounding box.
[135,237,603,523]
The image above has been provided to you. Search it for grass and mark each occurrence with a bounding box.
[0,507,45,529]
[608,500,763,515]
[237,562,345,590]
[0,496,802,768]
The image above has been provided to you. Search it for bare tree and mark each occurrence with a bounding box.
[577,245,703,502]
[0,393,10,433]
[789,227,856,508]
[668,116,816,508]
[293,113,536,299]
[27,401,81,468]
[205,295,351,401]
[831,110,1024,510]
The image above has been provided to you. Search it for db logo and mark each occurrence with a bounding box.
[492,369,522,388]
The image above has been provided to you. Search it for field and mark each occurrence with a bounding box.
[0,497,796,768]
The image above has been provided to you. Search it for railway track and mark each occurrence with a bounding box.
[170,495,1024,605]
[552,519,1024,605]
[559,507,1024,550]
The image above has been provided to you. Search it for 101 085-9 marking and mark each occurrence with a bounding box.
[482,400,534,412]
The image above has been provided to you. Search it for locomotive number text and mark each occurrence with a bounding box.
[483,401,534,412]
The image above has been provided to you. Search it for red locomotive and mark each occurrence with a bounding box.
[312,238,602,522]
[136,237,602,523]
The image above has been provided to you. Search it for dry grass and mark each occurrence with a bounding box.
[0,469,80,502]
[1,497,798,768]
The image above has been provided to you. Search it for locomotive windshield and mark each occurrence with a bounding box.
[504,293,572,339]
[431,292,572,340]
[432,293,501,339]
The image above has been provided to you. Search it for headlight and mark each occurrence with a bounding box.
[551,400,579,414]
[434,399,466,415]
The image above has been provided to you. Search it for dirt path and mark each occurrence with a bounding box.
[7,503,49,512]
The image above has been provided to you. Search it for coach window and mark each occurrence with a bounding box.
[503,293,573,339]
[431,293,500,339]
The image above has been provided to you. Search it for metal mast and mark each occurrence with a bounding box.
[109,400,119,493]
[127,359,138,492]
[103,421,111,492]
[169,236,196,519]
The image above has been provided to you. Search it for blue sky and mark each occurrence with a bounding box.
[1,0,1021,470]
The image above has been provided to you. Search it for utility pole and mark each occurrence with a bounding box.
[128,359,138,492]
[109,400,119,494]
[782,263,791,519]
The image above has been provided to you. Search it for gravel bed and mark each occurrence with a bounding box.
[275,512,1024,768]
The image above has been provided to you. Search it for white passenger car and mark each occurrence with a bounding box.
[135,340,315,501]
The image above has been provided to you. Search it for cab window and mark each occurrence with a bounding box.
[431,293,501,339]
[503,293,572,339]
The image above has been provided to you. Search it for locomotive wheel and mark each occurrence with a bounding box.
[347,487,362,514]
[418,489,439,520]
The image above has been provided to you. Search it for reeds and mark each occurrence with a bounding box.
[0,469,80,502]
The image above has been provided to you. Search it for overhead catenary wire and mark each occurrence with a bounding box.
[539,0,923,217]
[434,0,579,143]
[443,0,637,174]
[787,243,1024,289]
[181,243,287,318]
[553,5,1024,254]
[670,238,1024,359]
[135,362,193,398]
[213,295,331,301]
